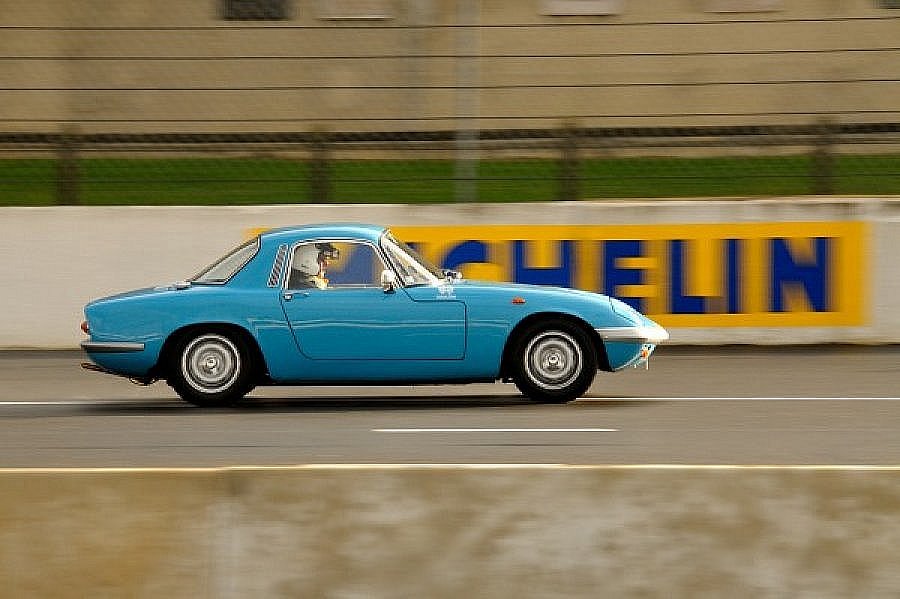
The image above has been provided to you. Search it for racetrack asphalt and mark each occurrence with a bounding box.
[0,346,898,467]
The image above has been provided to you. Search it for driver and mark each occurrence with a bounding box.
[291,243,339,289]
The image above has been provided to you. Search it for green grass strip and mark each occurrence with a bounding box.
[1,155,898,206]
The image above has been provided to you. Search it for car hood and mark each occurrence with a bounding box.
[435,279,617,313]
[450,279,609,300]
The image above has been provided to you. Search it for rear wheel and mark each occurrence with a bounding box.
[168,332,255,407]
[511,320,597,403]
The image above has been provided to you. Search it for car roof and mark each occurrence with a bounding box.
[260,223,388,245]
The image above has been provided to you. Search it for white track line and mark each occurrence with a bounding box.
[1,464,900,473]
[374,428,617,433]
[0,401,111,406]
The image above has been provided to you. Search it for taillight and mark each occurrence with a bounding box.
[80,320,90,334]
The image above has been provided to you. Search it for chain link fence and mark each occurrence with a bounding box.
[2,122,899,205]
[3,3,899,205]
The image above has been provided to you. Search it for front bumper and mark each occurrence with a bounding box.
[596,324,668,370]
[595,325,670,345]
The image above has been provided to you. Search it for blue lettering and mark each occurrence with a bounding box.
[771,237,830,312]
[514,240,574,287]
[670,240,705,314]
[727,239,741,314]
[603,240,644,312]
[443,240,489,271]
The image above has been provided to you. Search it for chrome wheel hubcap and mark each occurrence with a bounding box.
[182,334,240,394]
[524,331,582,390]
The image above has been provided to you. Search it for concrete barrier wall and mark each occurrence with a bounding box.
[2,465,900,598]
[1,197,898,348]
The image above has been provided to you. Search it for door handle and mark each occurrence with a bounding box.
[283,291,309,301]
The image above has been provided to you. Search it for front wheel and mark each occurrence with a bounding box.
[511,321,598,403]
[168,332,254,407]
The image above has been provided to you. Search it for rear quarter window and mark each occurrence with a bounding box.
[192,237,260,284]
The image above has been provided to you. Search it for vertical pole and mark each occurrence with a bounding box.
[405,0,433,119]
[56,127,80,205]
[811,118,835,195]
[310,128,331,203]
[558,121,580,201]
[454,0,480,203]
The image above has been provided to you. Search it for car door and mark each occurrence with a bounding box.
[280,240,466,360]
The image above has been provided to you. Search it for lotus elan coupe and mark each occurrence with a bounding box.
[81,224,668,406]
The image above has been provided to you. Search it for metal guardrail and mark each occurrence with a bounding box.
[4,121,900,144]
[2,122,899,205]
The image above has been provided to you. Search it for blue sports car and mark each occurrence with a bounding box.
[81,224,668,406]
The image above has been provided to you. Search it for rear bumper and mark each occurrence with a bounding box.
[80,339,159,379]
[81,341,145,353]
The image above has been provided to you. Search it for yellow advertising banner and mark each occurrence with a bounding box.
[391,223,868,328]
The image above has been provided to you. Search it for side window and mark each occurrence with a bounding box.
[326,242,386,287]
[287,241,385,289]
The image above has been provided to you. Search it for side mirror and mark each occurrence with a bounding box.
[380,269,397,293]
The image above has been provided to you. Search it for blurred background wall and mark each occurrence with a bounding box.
[1,1,898,347]
[1,0,898,133]
[2,0,899,206]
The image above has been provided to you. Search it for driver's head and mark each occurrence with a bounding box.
[294,243,340,276]
[294,245,324,277]
[315,243,339,269]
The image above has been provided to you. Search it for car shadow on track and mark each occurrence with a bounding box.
[237,396,536,411]
[28,394,652,416]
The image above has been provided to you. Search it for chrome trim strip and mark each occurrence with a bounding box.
[596,326,670,344]
[81,341,145,353]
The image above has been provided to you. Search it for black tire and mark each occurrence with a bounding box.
[510,319,598,403]
[167,331,255,407]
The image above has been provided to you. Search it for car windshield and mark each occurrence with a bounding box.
[381,232,444,287]
[191,237,259,284]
